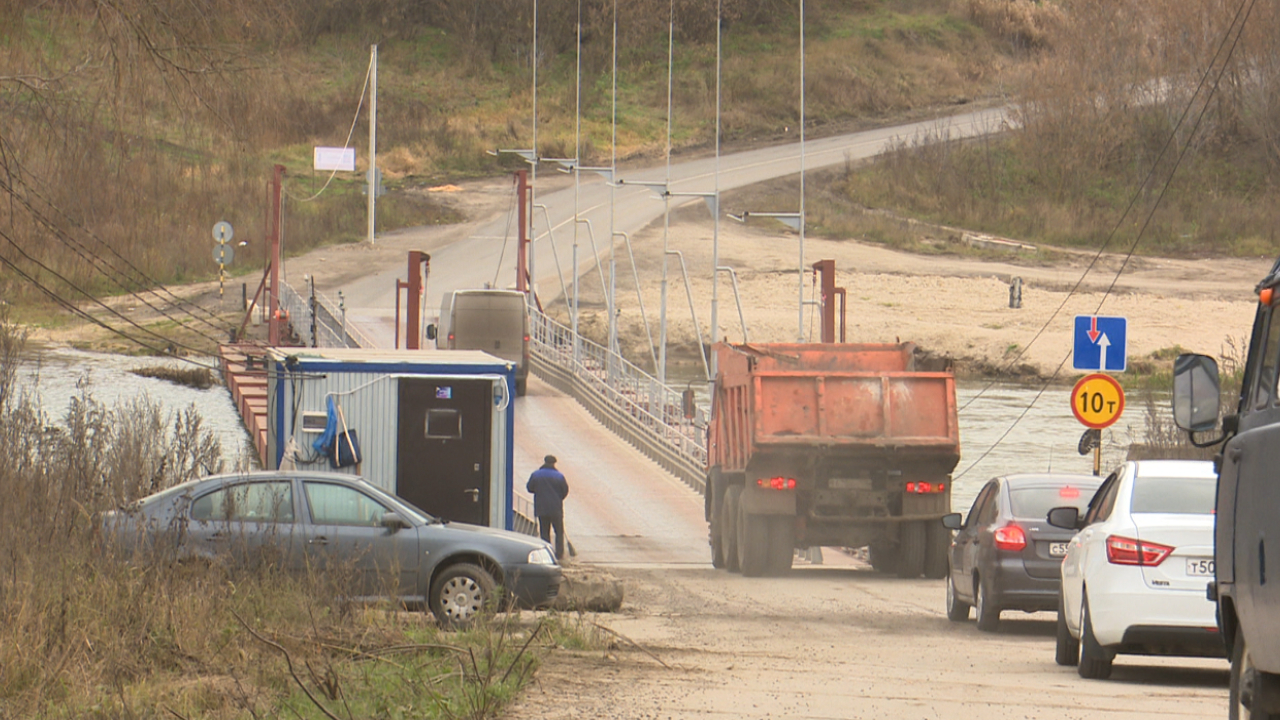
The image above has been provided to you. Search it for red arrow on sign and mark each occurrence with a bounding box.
[1087,316,1100,343]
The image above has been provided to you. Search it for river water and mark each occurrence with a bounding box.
[18,347,1164,514]
[15,345,254,464]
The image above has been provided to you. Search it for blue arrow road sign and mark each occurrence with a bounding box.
[1073,315,1127,372]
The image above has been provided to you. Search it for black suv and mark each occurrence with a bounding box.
[1174,254,1280,720]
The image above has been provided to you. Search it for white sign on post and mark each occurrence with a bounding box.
[313,147,356,172]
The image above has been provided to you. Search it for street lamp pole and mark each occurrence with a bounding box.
[798,0,807,342]
[711,0,722,377]
[610,0,619,358]
[659,0,675,384]
[530,0,539,303]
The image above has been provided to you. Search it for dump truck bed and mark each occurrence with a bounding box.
[710,343,960,471]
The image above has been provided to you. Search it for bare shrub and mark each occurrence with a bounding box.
[965,0,1065,51]
[1130,338,1247,461]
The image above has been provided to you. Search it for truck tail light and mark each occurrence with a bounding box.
[905,481,947,494]
[757,477,796,490]
[993,524,1027,551]
[1105,535,1173,566]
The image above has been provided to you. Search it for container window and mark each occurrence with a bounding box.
[300,412,328,433]
[426,408,462,439]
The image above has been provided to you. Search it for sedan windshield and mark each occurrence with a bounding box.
[1130,476,1216,514]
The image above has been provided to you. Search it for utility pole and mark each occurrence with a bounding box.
[367,44,378,244]
[711,0,722,377]
[797,1,806,342]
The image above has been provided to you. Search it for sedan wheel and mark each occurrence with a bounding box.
[430,563,496,628]
[945,574,971,622]
[1078,594,1114,679]
[975,576,1000,632]
[1055,591,1079,666]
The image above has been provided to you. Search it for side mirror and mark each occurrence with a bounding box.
[380,512,409,531]
[1172,353,1220,433]
[941,513,963,530]
[426,324,437,341]
[1046,506,1081,531]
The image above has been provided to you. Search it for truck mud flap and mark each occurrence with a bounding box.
[739,486,796,516]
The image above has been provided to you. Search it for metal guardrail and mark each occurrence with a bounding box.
[280,281,377,349]
[281,282,706,514]
[528,307,707,493]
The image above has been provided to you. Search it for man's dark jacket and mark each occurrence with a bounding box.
[526,466,569,517]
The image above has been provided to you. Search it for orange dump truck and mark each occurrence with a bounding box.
[706,342,960,578]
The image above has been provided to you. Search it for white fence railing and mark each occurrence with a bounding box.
[281,286,707,515]
[528,307,707,490]
[280,282,377,350]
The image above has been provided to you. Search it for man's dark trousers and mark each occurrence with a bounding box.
[538,514,565,559]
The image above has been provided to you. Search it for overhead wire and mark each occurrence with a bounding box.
[2,179,233,340]
[958,0,1255,414]
[0,225,223,360]
[491,173,520,288]
[283,53,374,204]
[954,0,1258,479]
[0,251,223,371]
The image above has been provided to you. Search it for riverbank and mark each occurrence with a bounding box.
[25,173,1269,385]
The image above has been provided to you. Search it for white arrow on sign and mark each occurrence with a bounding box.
[1098,333,1111,370]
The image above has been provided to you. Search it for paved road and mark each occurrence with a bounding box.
[510,565,1230,720]
[512,375,708,568]
[337,106,1010,348]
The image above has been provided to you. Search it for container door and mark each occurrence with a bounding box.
[396,378,492,525]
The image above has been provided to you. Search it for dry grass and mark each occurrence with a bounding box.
[0,0,1025,326]
[0,312,593,718]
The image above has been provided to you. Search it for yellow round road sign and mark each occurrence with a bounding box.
[1071,373,1125,429]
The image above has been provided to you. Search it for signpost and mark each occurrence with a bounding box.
[1071,373,1125,475]
[212,221,234,300]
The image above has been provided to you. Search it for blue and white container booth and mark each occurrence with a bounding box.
[266,348,516,530]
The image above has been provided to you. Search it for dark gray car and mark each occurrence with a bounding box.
[102,471,561,626]
[942,473,1101,632]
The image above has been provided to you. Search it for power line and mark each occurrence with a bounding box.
[0,166,234,332]
[3,181,233,340]
[960,0,1255,414]
[0,251,223,372]
[0,226,222,359]
[956,0,1258,477]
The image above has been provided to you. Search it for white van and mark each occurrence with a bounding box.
[431,290,530,395]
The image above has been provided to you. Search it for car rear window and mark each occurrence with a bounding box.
[1130,476,1216,514]
[1009,484,1097,519]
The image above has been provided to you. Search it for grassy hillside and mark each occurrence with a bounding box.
[825,0,1280,259]
[0,0,1032,323]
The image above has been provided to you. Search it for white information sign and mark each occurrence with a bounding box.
[313,147,356,172]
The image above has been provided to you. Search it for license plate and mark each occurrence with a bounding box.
[1186,558,1215,576]
[1049,542,1069,557]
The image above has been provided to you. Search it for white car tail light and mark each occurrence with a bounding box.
[1105,535,1173,566]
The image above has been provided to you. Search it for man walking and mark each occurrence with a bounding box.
[526,455,569,560]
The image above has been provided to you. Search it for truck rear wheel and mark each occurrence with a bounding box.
[721,486,742,573]
[766,516,795,575]
[868,543,898,574]
[737,504,769,577]
[896,521,927,579]
[924,520,950,579]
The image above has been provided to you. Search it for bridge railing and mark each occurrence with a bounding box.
[279,281,377,349]
[528,307,707,493]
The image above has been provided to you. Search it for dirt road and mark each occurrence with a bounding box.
[511,562,1228,719]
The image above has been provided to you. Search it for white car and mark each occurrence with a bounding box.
[1050,459,1226,678]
